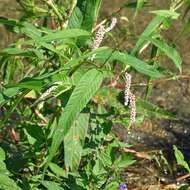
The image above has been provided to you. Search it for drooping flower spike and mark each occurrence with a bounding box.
[91,18,117,60]
[129,91,136,124]
[124,72,136,124]
[124,72,132,106]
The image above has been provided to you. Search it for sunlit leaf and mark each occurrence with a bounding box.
[49,163,68,178]
[112,51,163,78]
[150,10,180,19]
[76,0,102,31]
[173,145,190,173]
[148,37,182,72]
[64,113,89,171]
[48,69,103,163]
[135,0,147,17]
[132,16,165,55]
[42,181,65,190]
[137,99,176,119]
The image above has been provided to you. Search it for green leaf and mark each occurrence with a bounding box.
[0,48,35,57]
[132,16,165,55]
[105,182,119,190]
[173,145,190,173]
[0,174,21,190]
[148,37,182,72]
[3,87,20,98]
[39,29,90,42]
[24,124,45,143]
[68,7,83,28]
[0,148,21,190]
[9,78,44,91]
[42,181,65,190]
[0,93,5,106]
[20,22,42,38]
[1,47,43,58]
[21,24,90,57]
[49,163,68,178]
[0,161,9,175]
[112,51,163,78]
[64,113,90,171]
[93,158,107,176]
[98,151,112,168]
[0,87,20,106]
[150,10,180,19]
[0,17,20,27]
[137,99,176,120]
[0,148,5,161]
[135,0,147,17]
[21,23,90,43]
[1,57,17,84]
[114,154,135,170]
[75,0,102,31]
[48,69,103,163]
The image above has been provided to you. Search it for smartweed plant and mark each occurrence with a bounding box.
[0,0,189,189]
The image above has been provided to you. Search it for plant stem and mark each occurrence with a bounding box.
[0,89,30,128]
[42,0,63,27]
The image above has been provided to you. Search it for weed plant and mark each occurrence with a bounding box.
[0,0,189,189]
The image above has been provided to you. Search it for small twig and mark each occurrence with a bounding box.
[34,109,48,124]
[0,90,30,128]
[176,173,190,182]
[105,75,190,89]
[63,0,77,28]
[92,5,124,32]
[68,0,77,17]
[124,148,151,160]
[139,42,151,54]
[92,19,107,32]
[42,0,63,27]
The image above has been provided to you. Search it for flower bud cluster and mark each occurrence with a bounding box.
[38,82,62,102]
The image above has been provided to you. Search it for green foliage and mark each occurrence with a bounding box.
[173,145,190,173]
[0,148,21,190]
[147,37,182,72]
[112,51,163,78]
[0,0,188,189]
[48,68,103,164]
[64,113,90,171]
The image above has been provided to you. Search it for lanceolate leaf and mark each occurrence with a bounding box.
[68,7,83,28]
[112,51,163,78]
[148,37,182,72]
[150,10,180,19]
[39,29,90,42]
[135,0,147,17]
[137,99,176,120]
[22,23,90,44]
[0,174,21,190]
[73,0,102,31]
[64,113,90,171]
[42,181,65,190]
[132,16,165,55]
[173,145,190,173]
[48,69,103,163]
[0,148,21,190]
[49,163,68,178]
[89,47,163,78]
